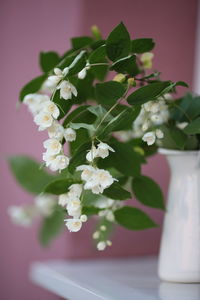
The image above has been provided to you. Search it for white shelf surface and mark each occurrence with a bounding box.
[30,257,200,300]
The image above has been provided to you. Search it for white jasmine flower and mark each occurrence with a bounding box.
[144,101,159,114]
[8,205,36,227]
[142,131,156,146]
[49,155,69,172]
[76,165,96,181]
[98,209,115,222]
[64,128,76,142]
[86,146,99,162]
[34,111,53,131]
[97,142,115,159]
[67,199,81,218]
[93,231,100,239]
[80,215,87,222]
[140,52,154,69]
[48,122,64,140]
[94,197,114,209]
[35,194,56,216]
[97,241,106,251]
[68,184,83,198]
[155,129,164,139]
[57,80,77,100]
[43,138,62,155]
[24,94,50,116]
[65,218,82,232]
[58,193,70,207]
[42,152,57,167]
[41,100,60,119]
[176,122,188,130]
[84,168,116,194]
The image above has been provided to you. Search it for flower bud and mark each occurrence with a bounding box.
[91,25,102,40]
[128,77,136,86]
[113,73,126,83]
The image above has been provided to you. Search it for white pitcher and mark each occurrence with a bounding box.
[158,148,200,283]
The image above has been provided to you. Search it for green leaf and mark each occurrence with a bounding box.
[67,50,87,76]
[39,206,65,246]
[44,178,80,195]
[132,176,164,209]
[95,81,126,105]
[70,71,95,104]
[89,45,108,81]
[160,125,187,150]
[110,55,139,75]
[69,141,91,173]
[106,22,131,61]
[103,182,131,200]
[52,90,72,120]
[114,206,157,230]
[39,51,60,73]
[69,128,89,155]
[111,105,141,131]
[131,38,155,53]
[87,105,111,120]
[63,105,89,127]
[8,155,54,194]
[70,122,95,132]
[82,206,101,216]
[183,117,200,134]
[20,74,47,101]
[99,140,141,177]
[127,81,172,105]
[71,36,93,50]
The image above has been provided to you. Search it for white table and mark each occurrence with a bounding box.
[30,257,200,300]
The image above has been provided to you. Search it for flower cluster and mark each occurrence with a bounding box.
[58,184,87,232]
[24,87,77,172]
[133,95,171,145]
[8,194,56,227]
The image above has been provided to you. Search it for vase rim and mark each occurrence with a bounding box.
[158,148,200,156]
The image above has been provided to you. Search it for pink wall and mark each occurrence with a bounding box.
[0,0,197,299]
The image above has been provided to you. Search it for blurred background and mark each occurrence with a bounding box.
[0,0,198,299]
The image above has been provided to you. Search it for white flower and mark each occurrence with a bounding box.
[155,129,164,139]
[76,165,96,181]
[43,138,62,155]
[98,209,115,222]
[142,121,150,132]
[68,184,83,198]
[84,168,116,194]
[48,122,64,140]
[24,94,50,116]
[97,241,106,251]
[144,101,159,114]
[67,199,81,217]
[93,231,100,239]
[57,80,77,100]
[78,63,90,79]
[8,205,36,227]
[34,111,53,131]
[65,218,82,232]
[176,122,188,130]
[140,52,154,69]
[45,68,64,89]
[78,68,87,79]
[86,146,99,162]
[80,214,87,222]
[64,128,76,142]
[94,197,114,209]
[97,142,115,159]
[35,194,56,216]
[58,193,70,207]
[41,100,60,119]
[142,131,156,146]
[49,155,69,171]
[42,152,57,167]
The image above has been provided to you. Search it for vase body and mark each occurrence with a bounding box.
[158,149,200,283]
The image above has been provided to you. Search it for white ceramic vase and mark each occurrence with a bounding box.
[158,148,200,283]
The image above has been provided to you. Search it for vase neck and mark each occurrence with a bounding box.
[166,153,200,173]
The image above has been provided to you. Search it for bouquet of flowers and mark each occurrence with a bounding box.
[8,22,190,251]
